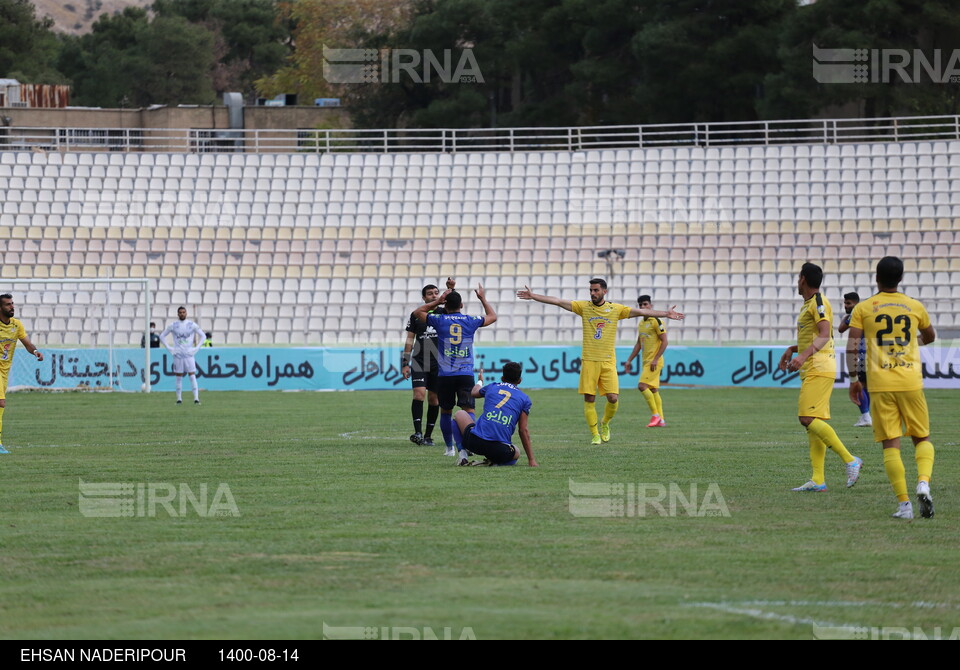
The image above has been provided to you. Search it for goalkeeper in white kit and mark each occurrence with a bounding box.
[160,306,205,405]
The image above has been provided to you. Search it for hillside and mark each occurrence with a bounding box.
[31,0,152,35]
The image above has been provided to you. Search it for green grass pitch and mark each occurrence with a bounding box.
[1,387,958,640]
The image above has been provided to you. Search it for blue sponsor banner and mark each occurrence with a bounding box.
[9,346,960,391]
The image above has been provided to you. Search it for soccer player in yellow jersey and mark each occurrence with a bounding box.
[846,256,937,520]
[0,294,44,454]
[624,295,668,427]
[778,263,862,491]
[518,279,683,445]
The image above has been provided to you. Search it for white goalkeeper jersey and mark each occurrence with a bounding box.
[160,319,204,357]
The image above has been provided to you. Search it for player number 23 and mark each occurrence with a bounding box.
[875,314,911,346]
[449,323,462,344]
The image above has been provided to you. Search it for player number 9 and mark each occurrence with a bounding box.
[450,324,462,344]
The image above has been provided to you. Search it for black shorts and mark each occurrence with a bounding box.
[464,425,517,464]
[411,366,439,392]
[858,371,868,386]
[438,375,475,411]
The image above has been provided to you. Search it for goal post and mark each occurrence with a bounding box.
[5,278,154,393]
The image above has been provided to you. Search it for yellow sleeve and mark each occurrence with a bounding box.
[16,320,26,339]
[571,301,584,316]
[849,303,864,330]
[617,304,632,320]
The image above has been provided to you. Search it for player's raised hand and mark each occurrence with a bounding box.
[666,306,685,320]
[517,285,533,300]
[446,277,456,290]
[475,283,486,301]
[477,367,485,383]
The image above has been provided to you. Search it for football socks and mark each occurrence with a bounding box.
[653,391,664,420]
[807,419,854,464]
[915,439,935,483]
[411,399,423,435]
[808,433,827,486]
[602,399,619,425]
[425,404,439,439]
[584,401,599,437]
[640,388,658,415]
[439,413,454,447]
[884,447,909,502]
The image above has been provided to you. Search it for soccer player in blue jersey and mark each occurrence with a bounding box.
[414,285,496,464]
[838,291,872,428]
[454,362,537,467]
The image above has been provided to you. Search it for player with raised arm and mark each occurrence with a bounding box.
[838,291,872,427]
[401,278,454,450]
[846,256,937,520]
[160,306,205,405]
[778,263,862,492]
[624,294,669,428]
[453,362,537,467]
[414,285,496,466]
[0,294,44,454]
[517,279,683,445]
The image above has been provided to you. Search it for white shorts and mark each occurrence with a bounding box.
[173,356,197,375]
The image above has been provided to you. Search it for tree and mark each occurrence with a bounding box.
[762,0,960,119]
[153,0,291,100]
[0,0,67,83]
[58,8,216,107]
[255,0,412,103]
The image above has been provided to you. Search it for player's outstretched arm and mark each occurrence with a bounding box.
[516,285,573,312]
[518,412,537,467]
[476,284,497,326]
[628,305,684,320]
[18,335,43,362]
[414,289,451,322]
[919,324,936,345]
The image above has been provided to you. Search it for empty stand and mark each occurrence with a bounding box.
[1,141,959,345]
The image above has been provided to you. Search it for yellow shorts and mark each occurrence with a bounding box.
[579,360,620,396]
[639,358,664,388]
[0,371,7,401]
[871,390,930,443]
[797,375,833,419]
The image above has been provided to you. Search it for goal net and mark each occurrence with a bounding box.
[5,278,153,393]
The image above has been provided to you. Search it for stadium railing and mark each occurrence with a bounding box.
[4,114,960,153]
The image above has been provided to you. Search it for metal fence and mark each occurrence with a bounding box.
[3,114,960,153]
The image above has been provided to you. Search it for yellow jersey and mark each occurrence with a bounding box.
[849,291,930,392]
[796,292,836,379]
[571,300,632,362]
[637,317,666,363]
[0,317,27,375]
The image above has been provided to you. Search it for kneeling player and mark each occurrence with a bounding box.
[453,362,538,467]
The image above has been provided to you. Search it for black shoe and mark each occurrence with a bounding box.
[409,433,423,445]
[421,437,434,447]
[194,400,201,405]
[176,400,182,404]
